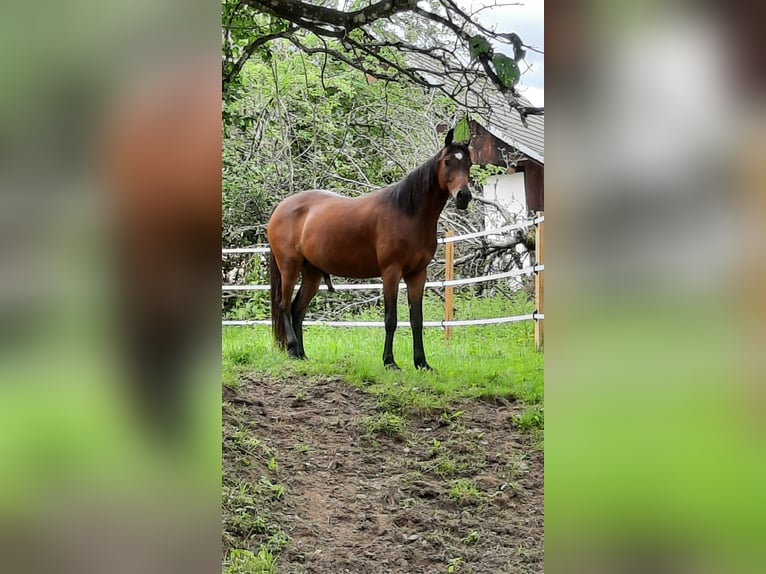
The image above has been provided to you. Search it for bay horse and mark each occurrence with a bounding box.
[267,129,472,370]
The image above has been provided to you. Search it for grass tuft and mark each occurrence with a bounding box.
[362,411,408,440]
[225,548,277,574]
[448,478,483,506]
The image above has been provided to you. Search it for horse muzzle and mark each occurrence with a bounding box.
[455,187,472,210]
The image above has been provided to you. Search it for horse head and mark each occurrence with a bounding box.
[441,128,473,210]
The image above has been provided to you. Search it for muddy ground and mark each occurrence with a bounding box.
[223,375,543,574]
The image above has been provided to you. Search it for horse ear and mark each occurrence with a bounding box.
[444,128,454,147]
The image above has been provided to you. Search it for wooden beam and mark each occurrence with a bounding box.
[534,218,544,350]
[444,231,454,340]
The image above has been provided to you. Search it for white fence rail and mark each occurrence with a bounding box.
[223,313,544,328]
[222,265,544,292]
[222,217,544,329]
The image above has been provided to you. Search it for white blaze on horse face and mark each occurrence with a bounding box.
[454,152,463,160]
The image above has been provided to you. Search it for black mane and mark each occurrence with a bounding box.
[387,152,440,216]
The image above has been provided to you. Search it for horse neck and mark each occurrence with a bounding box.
[414,165,448,232]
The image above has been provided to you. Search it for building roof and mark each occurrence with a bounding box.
[405,53,544,163]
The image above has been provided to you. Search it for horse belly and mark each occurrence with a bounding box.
[300,210,380,278]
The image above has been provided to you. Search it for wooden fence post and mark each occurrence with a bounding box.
[534,218,544,350]
[444,231,454,340]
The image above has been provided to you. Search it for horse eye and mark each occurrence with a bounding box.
[444,159,453,167]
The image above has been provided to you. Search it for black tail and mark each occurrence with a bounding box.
[270,253,287,349]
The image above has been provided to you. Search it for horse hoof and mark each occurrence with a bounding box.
[384,362,401,371]
[416,363,433,372]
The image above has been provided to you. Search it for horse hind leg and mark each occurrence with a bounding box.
[291,266,322,359]
[276,258,302,358]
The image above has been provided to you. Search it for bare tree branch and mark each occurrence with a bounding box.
[471,193,516,224]
[223,0,544,119]
[245,0,418,37]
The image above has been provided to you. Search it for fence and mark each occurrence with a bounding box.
[222,216,545,347]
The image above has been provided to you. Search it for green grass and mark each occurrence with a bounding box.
[512,405,544,432]
[223,292,544,413]
[224,548,277,574]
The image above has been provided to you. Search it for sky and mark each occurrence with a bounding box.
[464,0,544,106]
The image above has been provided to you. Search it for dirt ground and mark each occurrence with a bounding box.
[223,375,543,574]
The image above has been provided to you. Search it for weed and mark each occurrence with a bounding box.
[267,457,278,472]
[505,453,530,480]
[225,548,276,574]
[447,556,463,572]
[223,482,268,538]
[428,438,442,458]
[463,530,481,545]
[267,530,290,552]
[362,411,407,440]
[232,429,261,452]
[448,479,483,506]
[432,455,457,478]
[440,410,465,424]
[295,444,309,454]
[259,477,285,500]
[512,406,544,432]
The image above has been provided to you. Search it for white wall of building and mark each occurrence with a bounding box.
[481,172,533,285]
[482,172,528,230]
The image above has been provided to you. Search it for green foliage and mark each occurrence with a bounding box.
[469,163,506,186]
[492,53,520,88]
[468,35,492,59]
[222,3,290,97]
[222,41,456,247]
[452,117,471,144]
[467,32,526,89]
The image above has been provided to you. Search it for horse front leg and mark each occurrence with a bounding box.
[381,268,402,370]
[405,269,431,370]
